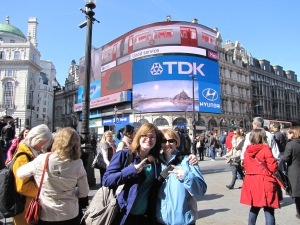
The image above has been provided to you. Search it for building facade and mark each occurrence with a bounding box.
[0,16,57,133]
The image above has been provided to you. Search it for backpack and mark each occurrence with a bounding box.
[220,135,226,144]
[0,152,32,218]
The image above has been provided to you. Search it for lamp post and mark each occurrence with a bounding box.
[30,90,34,128]
[52,86,60,131]
[114,106,118,136]
[80,0,98,187]
[190,75,196,154]
[80,0,99,144]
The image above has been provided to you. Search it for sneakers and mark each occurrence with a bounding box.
[210,159,216,161]
[226,185,233,190]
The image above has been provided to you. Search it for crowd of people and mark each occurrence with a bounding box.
[0,116,299,225]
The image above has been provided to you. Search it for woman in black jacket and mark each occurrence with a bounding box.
[281,126,300,220]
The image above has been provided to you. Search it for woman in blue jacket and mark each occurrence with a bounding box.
[155,128,207,225]
[102,123,162,225]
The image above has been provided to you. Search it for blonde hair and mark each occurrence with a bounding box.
[100,131,113,144]
[51,127,81,160]
[161,128,180,148]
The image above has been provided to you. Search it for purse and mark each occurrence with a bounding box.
[91,150,107,170]
[25,153,51,225]
[82,152,133,225]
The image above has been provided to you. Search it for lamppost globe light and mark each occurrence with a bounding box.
[84,0,97,7]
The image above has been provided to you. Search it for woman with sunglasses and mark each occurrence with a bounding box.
[154,128,207,225]
[225,129,245,189]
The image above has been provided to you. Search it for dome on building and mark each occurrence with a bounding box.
[0,16,26,39]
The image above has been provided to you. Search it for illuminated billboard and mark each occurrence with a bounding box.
[132,55,220,113]
[101,61,132,96]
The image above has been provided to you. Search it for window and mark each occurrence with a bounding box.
[201,33,214,43]
[14,51,20,59]
[10,39,15,43]
[135,32,151,43]
[153,29,173,39]
[7,70,13,77]
[4,82,14,108]
[0,51,5,59]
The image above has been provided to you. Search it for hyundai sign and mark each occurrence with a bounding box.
[132,55,220,113]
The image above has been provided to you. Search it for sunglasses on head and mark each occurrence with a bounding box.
[161,139,176,144]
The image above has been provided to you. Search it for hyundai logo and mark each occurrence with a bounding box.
[202,88,218,101]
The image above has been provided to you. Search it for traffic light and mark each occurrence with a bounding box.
[14,117,19,128]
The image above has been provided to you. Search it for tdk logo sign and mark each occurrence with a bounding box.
[202,88,218,101]
[150,63,163,75]
[150,62,205,76]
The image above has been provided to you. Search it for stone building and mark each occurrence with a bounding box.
[0,16,57,133]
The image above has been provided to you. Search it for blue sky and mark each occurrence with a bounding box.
[1,0,299,85]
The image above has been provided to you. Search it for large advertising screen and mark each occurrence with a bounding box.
[132,55,220,113]
[101,61,132,96]
[78,48,102,86]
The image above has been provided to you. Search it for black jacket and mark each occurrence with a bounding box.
[281,138,300,197]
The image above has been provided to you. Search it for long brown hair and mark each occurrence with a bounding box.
[130,123,162,159]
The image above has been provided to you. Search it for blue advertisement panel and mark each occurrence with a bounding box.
[77,80,101,103]
[132,55,220,113]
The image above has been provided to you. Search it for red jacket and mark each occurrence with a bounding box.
[225,132,234,151]
[240,144,280,208]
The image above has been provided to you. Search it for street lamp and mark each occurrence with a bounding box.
[79,0,98,187]
[190,75,197,154]
[29,90,34,128]
[114,106,118,135]
[52,86,61,131]
[79,0,99,144]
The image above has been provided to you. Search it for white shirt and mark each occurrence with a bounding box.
[17,153,89,221]
[241,130,280,160]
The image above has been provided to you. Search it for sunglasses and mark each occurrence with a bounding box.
[162,139,176,144]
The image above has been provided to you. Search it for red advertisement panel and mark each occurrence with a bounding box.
[101,61,132,96]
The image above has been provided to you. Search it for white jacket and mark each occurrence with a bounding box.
[17,152,89,222]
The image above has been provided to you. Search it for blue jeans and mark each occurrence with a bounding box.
[210,146,215,160]
[221,144,227,156]
[248,206,275,225]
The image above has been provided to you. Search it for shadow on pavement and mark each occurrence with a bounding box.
[198,208,230,219]
[202,193,224,201]
[280,196,294,208]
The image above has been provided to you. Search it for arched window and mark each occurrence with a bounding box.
[153,117,169,126]
[4,82,14,108]
[14,51,20,59]
[137,118,149,125]
[208,118,218,130]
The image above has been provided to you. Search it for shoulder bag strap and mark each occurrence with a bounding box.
[255,157,284,188]
[36,153,51,199]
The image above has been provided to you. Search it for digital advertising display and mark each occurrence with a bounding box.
[77,79,101,103]
[78,48,102,86]
[101,61,132,96]
[132,55,220,113]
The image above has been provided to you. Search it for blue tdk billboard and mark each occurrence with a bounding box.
[132,55,220,114]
